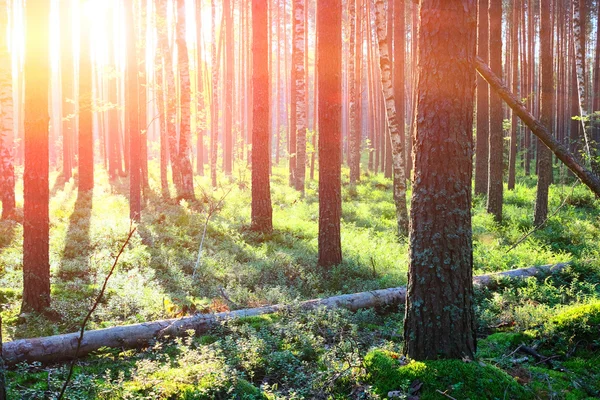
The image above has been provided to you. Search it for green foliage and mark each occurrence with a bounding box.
[364,350,533,399]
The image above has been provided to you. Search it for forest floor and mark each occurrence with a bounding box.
[1,163,600,398]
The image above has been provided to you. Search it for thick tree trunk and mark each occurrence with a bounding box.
[373,0,408,237]
[477,58,600,197]
[251,0,273,233]
[1,263,570,366]
[22,0,51,314]
[487,0,504,222]
[176,0,195,201]
[293,0,307,193]
[0,0,15,220]
[404,0,478,360]
[78,0,93,194]
[317,0,342,268]
[534,0,553,226]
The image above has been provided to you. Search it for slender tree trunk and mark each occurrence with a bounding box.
[293,0,307,193]
[127,0,141,221]
[393,0,405,181]
[533,0,553,225]
[592,1,600,164]
[373,0,408,237]
[210,0,219,187]
[317,0,342,268]
[223,0,233,176]
[60,0,73,182]
[22,0,51,313]
[404,0,477,361]
[78,0,93,193]
[138,0,148,190]
[487,0,504,222]
[251,0,273,233]
[383,0,393,179]
[507,0,519,190]
[176,0,195,200]
[0,0,15,219]
[348,0,359,184]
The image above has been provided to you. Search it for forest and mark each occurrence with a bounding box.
[1,0,600,398]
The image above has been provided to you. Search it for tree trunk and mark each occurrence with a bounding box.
[127,0,141,221]
[210,0,219,188]
[251,0,273,233]
[404,0,477,360]
[176,0,195,201]
[393,0,406,184]
[22,0,51,313]
[60,0,74,182]
[317,0,342,268]
[223,0,233,176]
[373,0,408,237]
[137,0,148,190]
[0,0,15,220]
[507,0,519,190]
[78,0,93,193]
[593,1,600,167]
[533,0,553,225]
[348,0,359,185]
[476,58,600,197]
[487,0,504,222]
[293,0,307,193]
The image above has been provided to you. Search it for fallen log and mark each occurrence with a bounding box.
[2,263,570,365]
[475,57,600,197]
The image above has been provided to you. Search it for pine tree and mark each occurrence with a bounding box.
[0,0,15,220]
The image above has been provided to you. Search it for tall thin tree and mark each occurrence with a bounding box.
[22,0,51,313]
[0,0,15,220]
[317,0,342,268]
[78,0,93,193]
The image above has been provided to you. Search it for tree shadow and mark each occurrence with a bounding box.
[58,191,93,283]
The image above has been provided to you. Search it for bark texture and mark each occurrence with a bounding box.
[507,0,519,190]
[22,0,51,313]
[317,0,342,268]
[404,0,478,360]
[475,0,490,196]
[176,0,195,200]
[0,0,15,219]
[373,0,408,237]
[251,0,273,232]
[348,0,359,184]
[78,0,93,193]
[2,263,569,365]
[534,0,553,226]
[127,0,141,221]
[476,58,600,196]
[293,0,307,193]
[487,0,503,222]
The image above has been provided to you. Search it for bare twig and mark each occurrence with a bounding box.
[57,227,137,400]
[192,186,233,279]
[436,389,458,400]
[506,181,579,253]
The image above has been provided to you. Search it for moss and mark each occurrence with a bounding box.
[365,350,533,399]
[477,332,533,359]
[549,301,600,341]
[0,287,20,303]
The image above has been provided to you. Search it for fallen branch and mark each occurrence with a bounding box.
[476,58,600,197]
[2,263,570,366]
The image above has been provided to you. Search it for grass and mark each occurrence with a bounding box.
[1,162,600,398]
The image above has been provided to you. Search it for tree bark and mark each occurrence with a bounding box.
[393,0,406,183]
[404,0,477,360]
[0,0,15,220]
[317,0,342,268]
[223,0,233,176]
[507,0,519,191]
[373,0,408,237]
[2,263,570,366]
[210,0,219,188]
[533,0,553,226]
[477,58,600,197]
[348,0,359,185]
[78,0,93,193]
[22,0,51,313]
[127,0,141,222]
[292,0,307,193]
[251,0,273,233]
[60,0,74,182]
[487,0,504,222]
